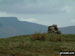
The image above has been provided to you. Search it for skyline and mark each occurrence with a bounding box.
[0,0,75,27]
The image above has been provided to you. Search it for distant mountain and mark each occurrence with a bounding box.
[0,17,75,38]
[0,17,47,38]
[59,26,75,34]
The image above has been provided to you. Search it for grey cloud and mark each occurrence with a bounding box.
[0,0,73,14]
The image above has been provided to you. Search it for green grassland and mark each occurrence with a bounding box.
[0,34,75,56]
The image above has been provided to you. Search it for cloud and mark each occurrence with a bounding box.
[18,18,38,22]
[0,0,75,27]
[0,0,72,14]
[61,5,73,13]
[71,19,75,23]
[0,11,10,17]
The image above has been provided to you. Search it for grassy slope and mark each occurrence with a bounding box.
[0,34,75,56]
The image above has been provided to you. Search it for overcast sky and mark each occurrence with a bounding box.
[0,0,75,27]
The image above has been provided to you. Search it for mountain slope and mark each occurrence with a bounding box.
[0,17,47,38]
[59,26,75,34]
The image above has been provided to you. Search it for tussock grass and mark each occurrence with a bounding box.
[32,33,46,40]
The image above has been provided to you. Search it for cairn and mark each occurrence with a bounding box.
[48,24,61,34]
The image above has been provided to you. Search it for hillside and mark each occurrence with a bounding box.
[0,34,75,56]
[0,17,47,38]
[59,26,75,34]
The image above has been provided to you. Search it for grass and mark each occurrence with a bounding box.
[0,34,75,56]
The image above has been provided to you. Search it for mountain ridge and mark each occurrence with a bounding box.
[0,17,47,38]
[0,17,75,38]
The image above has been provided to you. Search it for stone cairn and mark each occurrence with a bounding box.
[48,24,61,34]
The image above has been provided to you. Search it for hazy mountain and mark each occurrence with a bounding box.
[0,17,75,38]
[59,26,75,34]
[0,17,47,38]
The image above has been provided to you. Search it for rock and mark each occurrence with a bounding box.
[48,24,61,34]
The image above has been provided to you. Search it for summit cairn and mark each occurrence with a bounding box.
[48,24,61,34]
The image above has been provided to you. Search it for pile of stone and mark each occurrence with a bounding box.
[48,24,61,34]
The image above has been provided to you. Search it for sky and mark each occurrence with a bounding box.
[0,0,75,27]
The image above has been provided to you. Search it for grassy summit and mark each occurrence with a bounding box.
[0,34,75,56]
